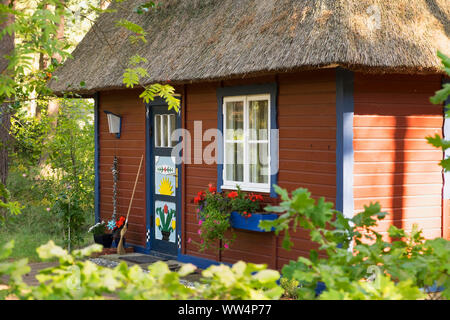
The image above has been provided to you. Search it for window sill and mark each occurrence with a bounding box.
[221,184,270,194]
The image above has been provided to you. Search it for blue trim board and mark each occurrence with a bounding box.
[145,103,152,252]
[178,254,232,270]
[443,79,450,200]
[335,68,354,218]
[94,92,100,224]
[216,83,278,197]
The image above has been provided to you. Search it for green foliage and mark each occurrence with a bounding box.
[228,186,264,215]
[427,51,450,171]
[198,261,283,300]
[0,241,30,298]
[320,275,425,300]
[280,277,299,299]
[0,0,71,103]
[260,185,450,300]
[0,182,23,225]
[88,221,107,236]
[115,19,147,43]
[194,208,234,252]
[6,98,94,251]
[1,240,282,300]
[51,192,86,251]
[46,99,95,207]
[9,108,51,166]
[139,83,180,112]
[123,67,149,88]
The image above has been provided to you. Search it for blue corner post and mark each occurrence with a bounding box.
[94,92,100,224]
[335,68,354,218]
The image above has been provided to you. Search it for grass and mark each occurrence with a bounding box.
[0,205,93,263]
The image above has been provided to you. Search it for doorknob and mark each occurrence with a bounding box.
[169,168,178,188]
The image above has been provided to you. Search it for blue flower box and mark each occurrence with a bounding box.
[230,211,278,232]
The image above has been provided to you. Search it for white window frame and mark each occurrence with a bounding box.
[221,94,271,193]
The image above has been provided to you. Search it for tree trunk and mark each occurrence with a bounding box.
[39,2,65,167]
[0,0,14,185]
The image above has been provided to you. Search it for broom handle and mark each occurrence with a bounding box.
[125,154,144,224]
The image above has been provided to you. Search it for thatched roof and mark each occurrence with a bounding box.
[49,0,450,95]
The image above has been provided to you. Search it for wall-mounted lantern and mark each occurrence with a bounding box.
[104,110,122,139]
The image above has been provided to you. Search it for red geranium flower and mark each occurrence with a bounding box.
[116,216,126,228]
[250,194,263,202]
[197,191,205,197]
[227,191,238,199]
[208,183,216,193]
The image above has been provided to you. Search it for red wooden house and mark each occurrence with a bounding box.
[49,0,450,269]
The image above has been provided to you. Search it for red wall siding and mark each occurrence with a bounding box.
[184,82,221,262]
[98,89,147,247]
[276,70,336,267]
[353,74,443,239]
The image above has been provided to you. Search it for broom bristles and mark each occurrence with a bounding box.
[117,224,127,255]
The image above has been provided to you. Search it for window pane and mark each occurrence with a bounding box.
[225,142,243,182]
[162,115,168,147]
[169,114,176,147]
[225,101,244,141]
[249,142,269,184]
[155,115,161,147]
[249,100,268,140]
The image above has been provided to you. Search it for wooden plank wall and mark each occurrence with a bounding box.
[276,70,336,267]
[353,73,443,239]
[98,89,147,247]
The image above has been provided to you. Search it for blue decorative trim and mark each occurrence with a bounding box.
[128,243,150,254]
[230,211,277,232]
[145,103,152,252]
[94,92,100,224]
[177,254,231,269]
[443,79,450,200]
[336,68,354,218]
[216,83,278,197]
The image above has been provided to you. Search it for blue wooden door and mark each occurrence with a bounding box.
[146,100,181,257]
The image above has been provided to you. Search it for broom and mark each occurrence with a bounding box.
[117,154,144,255]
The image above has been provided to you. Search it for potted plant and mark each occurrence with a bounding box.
[190,184,278,252]
[107,215,126,247]
[88,221,113,248]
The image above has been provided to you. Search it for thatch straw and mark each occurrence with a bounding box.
[49,0,450,95]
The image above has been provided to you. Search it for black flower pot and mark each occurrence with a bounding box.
[94,233,113,248]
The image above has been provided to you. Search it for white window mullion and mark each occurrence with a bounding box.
[243,97,249,185]
[222,102,227,182]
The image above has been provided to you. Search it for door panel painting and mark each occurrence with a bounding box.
[155,156,176,197]
[154,201,176,243]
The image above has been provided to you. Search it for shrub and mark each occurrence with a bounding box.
[0,240,283,300]
[260,185,450,300]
